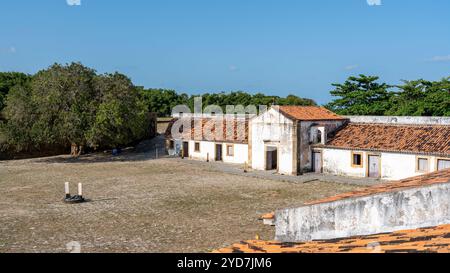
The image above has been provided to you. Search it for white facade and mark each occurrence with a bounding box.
[251,107,295,175]
[320,147,450,180]
[187,140,249,164]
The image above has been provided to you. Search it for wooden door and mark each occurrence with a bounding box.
[313,152,322,173]
[182,142,189,158]
[215,144,223,161]
[368,155,381,178]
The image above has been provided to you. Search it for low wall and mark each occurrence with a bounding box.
[345,116,450,125]
[275,182,450,242]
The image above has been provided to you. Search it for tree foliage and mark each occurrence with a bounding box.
[140,89,316,117]
[0,63,149,154]
[326,75,450,116]
[325,75,392,115]
[0,72,31,115]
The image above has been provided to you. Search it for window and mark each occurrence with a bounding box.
[194,142,200,152]
[437,159,450,171]
[169,140,174,149]
[416,157,429,172]
[227,145,234,156]
[351,152,363,168]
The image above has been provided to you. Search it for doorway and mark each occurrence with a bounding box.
[266,147,278,170]
[313,152,322,173]
[215,144,223,161]
[368,155,381,178]
[182,142,189,158]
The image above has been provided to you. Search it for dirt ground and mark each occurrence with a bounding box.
[0,153,362,253]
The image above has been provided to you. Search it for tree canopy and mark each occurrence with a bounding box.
[140,89,316,117]
[325,75,450,116]
[0,63,149,155]
[0,72,31,116]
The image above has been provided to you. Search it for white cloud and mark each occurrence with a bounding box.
[67,0,81,6]
[9,46,16,53]
[229,65,239,72]
[345,64,359,71]
[426,55,450,62]
[367,0,382,6]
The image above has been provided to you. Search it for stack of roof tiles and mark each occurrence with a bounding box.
[214,224,450,253]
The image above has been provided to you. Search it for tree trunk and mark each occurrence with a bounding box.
[71,143,80,157]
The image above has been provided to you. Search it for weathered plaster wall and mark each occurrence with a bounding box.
[300,121,346,173]
[322,148,366,177]
[275,182,450,242]
[321,148,447,180]
[345,116,450,125]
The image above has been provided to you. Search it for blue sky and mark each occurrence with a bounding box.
[0,0,449,104]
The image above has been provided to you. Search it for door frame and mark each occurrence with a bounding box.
[215,144,223,161]
[366,153,381,178]
[264,144,279,171]
[182,141,189,158]
[312,150,323,173]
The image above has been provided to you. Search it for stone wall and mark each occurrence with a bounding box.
[275,182,450,242]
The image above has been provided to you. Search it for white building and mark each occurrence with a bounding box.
[165,106,450,181]
[313,122,450,180]
[165,116,249,165]
[250,106,347,175]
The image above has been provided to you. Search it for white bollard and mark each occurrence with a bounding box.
[65,182,70,198]
[78,183,83,197]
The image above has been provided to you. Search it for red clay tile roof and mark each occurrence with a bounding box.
[306,168,450,205]
[166,117,249,144]
[277,106,346,121]
[325,123,450,156]
[260,168,450,221]
[214,224,450,253]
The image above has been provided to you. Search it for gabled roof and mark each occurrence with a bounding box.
[324,123,450,156]
[165,117,249,144]
[214,224,450,253]
[277,106,346,121]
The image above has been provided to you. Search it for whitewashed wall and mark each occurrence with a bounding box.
[222,143,248,164]
[251,108,295,175]
[188,140,248,164]
[322,148,448,180]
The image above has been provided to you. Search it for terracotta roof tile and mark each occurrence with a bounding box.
[325,123,450,156]
[214,224,450,253]
[277,106,346,121]
[166,117,249,144]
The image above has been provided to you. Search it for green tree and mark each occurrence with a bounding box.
[28,63,97,154]
[0,84,35,152]
[325,75,393,115]
[0,72,31,115]
[387,78,450,116]
[87,73,149,149]
[1,63,150,156]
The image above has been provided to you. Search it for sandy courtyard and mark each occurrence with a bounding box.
[0,153,362,253]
